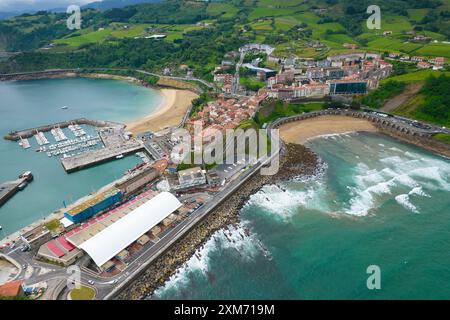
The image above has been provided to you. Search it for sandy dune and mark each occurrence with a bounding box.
[279,115,378,144]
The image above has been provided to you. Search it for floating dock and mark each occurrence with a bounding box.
[50,128,68,142]
[0,172,33,207]
[19,138,31,149]
[34,131,49,146]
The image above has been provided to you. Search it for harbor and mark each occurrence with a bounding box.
[4,118,122,141]
[4,117,150,172]
[0,172,33,207]
[61,127,147,173]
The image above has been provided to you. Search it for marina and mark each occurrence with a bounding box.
[0,77,161,238]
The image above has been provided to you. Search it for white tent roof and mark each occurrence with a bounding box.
[78,192,182,267]
[60,217,74,228]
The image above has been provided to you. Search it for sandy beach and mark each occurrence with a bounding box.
[126,89,198,134]
[279,115,378,144]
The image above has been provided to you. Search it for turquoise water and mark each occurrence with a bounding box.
[0,78,163,236]
[153,132,450,300]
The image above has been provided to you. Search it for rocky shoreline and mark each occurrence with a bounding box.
[117,144,319,300]
[375,125,450,158]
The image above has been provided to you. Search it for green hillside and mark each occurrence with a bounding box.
[0,0,449,74]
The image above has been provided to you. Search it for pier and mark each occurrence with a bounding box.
[61,143,144,173]
[4,118,124,141]
[0,172,33,207]
[61,128,146,173]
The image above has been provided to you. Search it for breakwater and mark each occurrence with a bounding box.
[0,69,79,82]
[4,118,123,141]
[0,173,32,207]
[117,144,319,299]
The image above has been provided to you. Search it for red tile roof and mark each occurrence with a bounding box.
[0,280,23,297]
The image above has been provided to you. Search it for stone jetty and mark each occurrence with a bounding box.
[4,118,123,141]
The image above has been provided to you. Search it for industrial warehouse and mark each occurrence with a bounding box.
[37,191,183,271]
[79,192,182,268]
[35,161,176,271]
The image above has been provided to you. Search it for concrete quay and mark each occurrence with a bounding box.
[61,143,144,173]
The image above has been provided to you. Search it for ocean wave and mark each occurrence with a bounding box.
[395,194,419,213]
[316,132,356,140]
[409,166,450,191]
[409,186,430,198]
[344,148,450,216]
[152,224,269,298]
[244,184,314,220]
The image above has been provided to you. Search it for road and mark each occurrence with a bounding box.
[0,68,217,92]
[231,51,245,95]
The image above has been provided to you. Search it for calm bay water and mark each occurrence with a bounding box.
[0,78,163,236]
[153,132,450,300]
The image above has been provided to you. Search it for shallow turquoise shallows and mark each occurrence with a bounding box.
[0,78,163,236]
[153,132,450,300]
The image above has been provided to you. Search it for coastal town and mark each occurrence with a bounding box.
[0,37,449,301]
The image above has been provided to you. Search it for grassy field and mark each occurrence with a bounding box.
[54,24,150,47]
[414,43,450,59]
[367,15,413,34]
[70,286,96,300]
[45,219,62,232]
[54,23,206,47]
[433,133,450,144]
[381,70,450,83]
[249,7,293,21]
[207,3,239,18]
[407,9,429,21]
[256,101,325,126]
[244,4,449,59]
